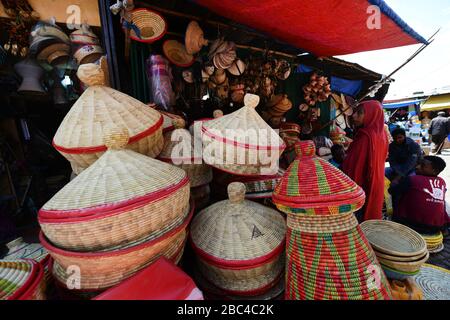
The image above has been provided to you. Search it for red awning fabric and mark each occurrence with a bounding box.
[195,0,427,56]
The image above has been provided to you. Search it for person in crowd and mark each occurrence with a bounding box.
[385,128,422,180]
[429,111,450,154]
[342,100,388,222]
[389,156,450,234]
[329,144,345,169]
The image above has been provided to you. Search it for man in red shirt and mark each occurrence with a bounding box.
[389,156,450,234]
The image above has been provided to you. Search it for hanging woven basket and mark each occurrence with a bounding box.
[40,128,190,251]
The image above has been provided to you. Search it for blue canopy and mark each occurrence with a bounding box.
[383,99,424,109]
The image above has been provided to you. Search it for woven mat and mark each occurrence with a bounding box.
[414,264,450,300]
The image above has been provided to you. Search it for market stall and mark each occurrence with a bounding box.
[3,0,448,301]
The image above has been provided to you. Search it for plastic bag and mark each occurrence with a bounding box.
[146,55,176,112]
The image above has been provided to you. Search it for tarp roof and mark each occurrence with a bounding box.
[195,0,428,56]
[421,94,450,111]
[383,99,424,109]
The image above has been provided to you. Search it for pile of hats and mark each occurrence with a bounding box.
[70,24,103,65]
[421,232,444,253]
[201,94,285,176]
[0,260,46,300]
[190,182,286,297]
[39,127,192,292]
[52,63,164,174]
[361,220,429,281]
[302,73,331,106]
[272,141,392,300]
[30,20,71,66]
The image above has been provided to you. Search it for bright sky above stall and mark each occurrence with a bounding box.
[337,0,450,100]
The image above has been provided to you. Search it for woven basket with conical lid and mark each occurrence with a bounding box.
[190,182,286,295]
[53,64,164,174]
[159,118,212,188]
[202,94,285,176]
[40,127,190,251]
[0,260,46,300]
[272,140,365,216]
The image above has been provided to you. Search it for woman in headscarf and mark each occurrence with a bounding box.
[342,100,388,221]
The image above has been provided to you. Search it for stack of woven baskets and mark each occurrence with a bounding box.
[52,63,164,174]
[361,220,429,281]
[201,94,285,176]
[158,118,213,209]
[190,182,286,297]
[0,260,46,300]
[39,128,192,292]
[272,140,392,300]
[421,232,444,253]
[70,24,103,65]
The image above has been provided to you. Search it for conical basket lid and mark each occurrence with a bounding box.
[202,94,285,150]
[0,260,37,300]
[190,182,286,266]
[273,140,365,215]
[53,84,163,151]
[40,128,188,219]
[158,119,200,162]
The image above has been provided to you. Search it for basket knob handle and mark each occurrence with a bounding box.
[294,140,316,158]
[103,126,130,150]
[244,93,260,109]
[213,109,223,118]
[77,63,106,87]
[172,118,186,129]
[228,182,246,203]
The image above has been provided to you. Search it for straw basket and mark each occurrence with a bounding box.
[272,141,392,300]
[53,67,164,174]
[127,9,167,43]
[158,119,213,188]
[0,260,46,300]
[40,204,193,291]
[190,182,286,295]
[40,129,190,251]
[202,94,285,176]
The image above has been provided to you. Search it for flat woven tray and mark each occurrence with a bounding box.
[414,264,450,300]
[360,220,427,257]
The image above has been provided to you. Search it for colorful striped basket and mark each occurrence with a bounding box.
[39,129,190,251]
[158,118,213,188]
[201,94,285,176]
[0,260,46,300]
[53,66,164,174]
[272,141,392,300]
[40,202,194,291]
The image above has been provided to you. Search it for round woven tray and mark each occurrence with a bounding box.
[360,220,427,257]
[414,264,450,300]
[373,248,428,262]
[427,243,445,254]
[376,251,429,273]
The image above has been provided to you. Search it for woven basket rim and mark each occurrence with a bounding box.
[191,239,285,269]
[39,202,194,258]
[127,8,168,44]
[15,260,45,300]
[213,271,284,297]
[38,175,188,222]
[52,115,163,154]
[377,251,429,270]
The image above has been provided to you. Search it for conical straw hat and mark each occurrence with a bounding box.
[53,65,164,173]
[40,128,190,251]
[158,119,212,187]
[191,182,286,263]
[273,140,365,215]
